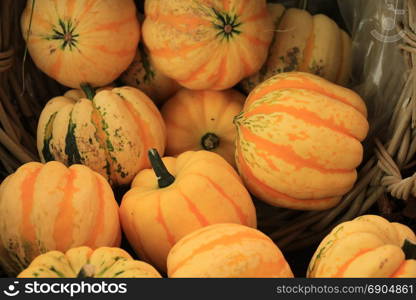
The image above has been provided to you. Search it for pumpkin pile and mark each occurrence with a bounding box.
[0,0,412,278]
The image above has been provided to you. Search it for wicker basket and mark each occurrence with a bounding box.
[1,0,416,277]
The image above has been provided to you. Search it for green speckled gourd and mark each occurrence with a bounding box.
[36,86,166,186]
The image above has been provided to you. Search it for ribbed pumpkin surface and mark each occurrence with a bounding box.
[0,161,121,276]
[161,88,245,167]
[167,223,294,277]
[37,86,166,186]
[235,72,369,210]
[120,150,257,272]
[142,0,274,90]
[18,246,161,278]
[308,215,416,278]
[21,0,140,89]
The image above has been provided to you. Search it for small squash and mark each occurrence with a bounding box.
[167,223,294,278]
[37,86,166,186]
[142,0,274,90]
[161,88,245,167]
[120,149,257,272]
[18,246,161,278]
[235,72,369,210]
[308,215,416,278]
[21,0,140,89]
[241,5,352,93]
[0,161,121,276]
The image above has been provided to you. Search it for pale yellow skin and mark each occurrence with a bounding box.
[308,215,416,278]
[142,0,274,90]
[37,86,166,186]
[18,246,161,278]
[0,161,121,276]
[241,6,352,93]
[167,223,293,278]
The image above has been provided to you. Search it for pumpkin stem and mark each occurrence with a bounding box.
[80,83,96,100]
[148,148,175,188]
[77,264,95,278]
[201,133,220,151]
[402,239,416,260]
[298,0,308,10]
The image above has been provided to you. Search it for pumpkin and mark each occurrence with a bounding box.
[37,85,166,186]
[120,149,257,272]
[21,0,140,89]
[241,6,352,93]
[0,161,121,276]
[235,72,369,210]
[121,37,181,105]
[18,246,161,278]
[142,0,274,90]
[308,215,416,278]
[167,223,293,278]
[161,88,245,168]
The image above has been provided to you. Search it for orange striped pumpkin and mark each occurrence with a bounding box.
[0,161,121,276]
[37,86,166,186]
[241,6,352,93]
[161,88,245,167]
[235,72,369,210]
[21,0,140,88]
[167,223,294,278]
[120,149,257,272]
[308,215,416,277]
[142,0,274,90]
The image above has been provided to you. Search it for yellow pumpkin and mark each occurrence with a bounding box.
[235,72,369,210]
[37,86,166,186]
[0,161,121,276]
[120,149,257,272]
[161,88,245,167]
[142,0,274,90]
[167,223,294,278]
[21,0,140,89]
[241,5,352,93]
[308,215,416,278]
[18,246,161,278]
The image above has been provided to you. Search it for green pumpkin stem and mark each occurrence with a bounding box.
[201,133,220,151]
[298,0,308,10]
[402,239,416,260]
[80,83,96,100]
[148,148,175,188]
[77,264,95,278]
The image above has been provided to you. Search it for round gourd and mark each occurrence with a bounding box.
[161,88,245,167]
[167,223,294,278]
[241,6,352,93]
[0,161,121,276]
[308,215,416,278]
[235,72,369,210]
[120,149,257,272]
[142,0,274,90]
[18,246,161,278]
[21,0,140,89]
[121,43,181,106]
[37,86,166,186]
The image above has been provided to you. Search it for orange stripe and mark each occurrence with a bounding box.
[241,257,289,277]
[53,168,78,251]
[88,44,136,57]
[151,40,209,58]
[237,0,249,15]
[211,55,228,89]
[222,0,231,11]
[85,175,105,247]
[244,103,356,140]
[83,16,138,34]
[190,173,248,225]
[333,248,373,277]
[178,60,210,85]
[177,187,210,227]
[77,0,99,23]
[242,34,270,47]
[66,0,76,16]
[236,146,336,205]
[21,167,42,249]
[237,45,254,75]
[239,126,353,174]
[49,51,63,78]
[151,14,211,32]
[170,230,270,276]
[243,8,268,23]
[156,194,176,246]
